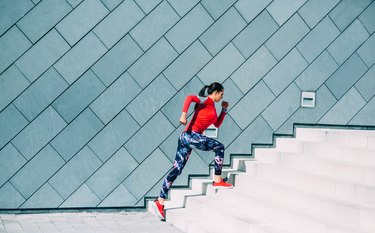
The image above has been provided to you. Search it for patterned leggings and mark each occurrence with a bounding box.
[159,131,225,199]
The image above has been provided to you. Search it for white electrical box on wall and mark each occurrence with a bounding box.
[301,92,316,108]
[203,124,218,138]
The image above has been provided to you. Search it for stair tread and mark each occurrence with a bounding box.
[247,160,375,188]
[185,195,313,233]
[271,152,375,180]
[248,158,375,186]
[222,168,246,173]
[169,196,297,233]
[205,188,373,233]
[167,203,245,233]
[257,148,375,169]
[170,188,202,196]
[167,189,203,209]
[278,138,375,153]
[301,141,375,159]
[237,171,375,210]
[296,127,375,135]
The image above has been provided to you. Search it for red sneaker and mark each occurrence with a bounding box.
[151,200,165,220]
[213,179,233,189]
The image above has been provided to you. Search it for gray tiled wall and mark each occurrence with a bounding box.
[0,0,374,210]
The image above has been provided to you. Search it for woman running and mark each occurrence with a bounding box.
[151,82,233,220]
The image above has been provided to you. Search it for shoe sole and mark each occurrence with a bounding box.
[150,201,165,220]
[212,185,233,190]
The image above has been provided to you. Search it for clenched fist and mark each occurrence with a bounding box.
[221,101,229,109]
[180,112,187,125]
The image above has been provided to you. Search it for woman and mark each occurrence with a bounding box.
[151,82,232,220]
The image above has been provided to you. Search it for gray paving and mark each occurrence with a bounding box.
[0,211,182,233]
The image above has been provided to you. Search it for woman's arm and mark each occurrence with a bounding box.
[214,110,226,128]
[214,101,229,128]
[180,95,201,125]
[182,95,201,113]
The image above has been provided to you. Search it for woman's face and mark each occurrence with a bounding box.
[213,90,224,102]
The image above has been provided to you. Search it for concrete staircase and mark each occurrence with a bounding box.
[148,127,375,233]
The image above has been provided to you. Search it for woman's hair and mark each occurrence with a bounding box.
[198,82,224,97]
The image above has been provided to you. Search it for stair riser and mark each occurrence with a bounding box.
[279,154,367,184]
[336,182,375,207]
[166,210,202,233]
[191,179,211,193]
[256,142,375,167]
[296,128,375,149]
[250,153,375,185]
[172,217,197,232]
[169,189,204,208]
[245,162,375,207]
[240,167,335,199]
[253,149,281,164]
[274,139,304,153]
[254,142,375,166]
[235,175,375,230]
[209,190,354,233]
[303,143,375,167]
[295,128,327,142]
[169,191,188,207]
[230,158,251,172]
[325,131,375,149]
[185,198,243,233]
[209,190,331,233]
[185,223,217,233]
[185,197,279,233]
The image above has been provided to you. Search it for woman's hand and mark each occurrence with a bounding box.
[221,101,229,109]
[180,112,187,125]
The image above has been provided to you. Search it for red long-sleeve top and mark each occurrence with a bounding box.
[182,95,226,134]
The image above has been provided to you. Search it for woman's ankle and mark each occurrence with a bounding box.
[214,175,222,183]
[158,197,165,205]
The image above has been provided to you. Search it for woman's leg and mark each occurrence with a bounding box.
[159,133,192,201]
[189,134,231,186]
[159,131,226,203]
[187,132,225,178]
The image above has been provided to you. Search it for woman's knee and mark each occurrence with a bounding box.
[213,142,225,152]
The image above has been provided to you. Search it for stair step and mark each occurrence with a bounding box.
[184,195,297,233]
[219,168,245,185]
[296,128,375,149]
[244,161,375,207]
[255,143,375,167]
[273,138,304,153]
[220,168,246,176]
[190,178,213,194]
[275,137,375,155]
[166,207,221,233]
[295,128,328,142]
[169,189,202,207]
[302,142,375,167]
[234,172,375,228]
[227,158,254,171]
[252,152,375,185]
[208,188,373,233]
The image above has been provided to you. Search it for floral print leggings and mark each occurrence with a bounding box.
[159,131,225,199]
